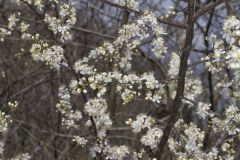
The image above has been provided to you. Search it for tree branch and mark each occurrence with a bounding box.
[157,1,195,158]
[193,0,225,20]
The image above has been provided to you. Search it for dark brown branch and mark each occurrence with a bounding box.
[193,0,225,20]
[157,1,195,158]
[157,18,187,29]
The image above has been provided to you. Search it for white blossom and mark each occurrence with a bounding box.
[113,0,138,9]
[8,14,19,29]
[44,3,76,41]
[140,127,163,149]
[168,52,180,77]
[120,88,136,104]
[30,36,64,70]
[106,145,130,160]
[0,111,10,133]
[127,114,156,133]
[84,98,112,138]
[10,153,31,160]
[73,136,88,147]
[196,102,211,119]
[56,86,82,128]
[151,36,167,59]
[223,16,240,45]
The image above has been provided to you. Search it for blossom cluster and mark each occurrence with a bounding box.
[0,103,31,159]
[168,119,216,160]
[113,0,138,9]
[223,16,240,45]
[140,127,163,149]
[212,105,240,135]
[183,77,203,104]
[44,3,76,41]
[0,111,11,134]
[168,52,180,77]
[56,86,82,128]
[0,13,19,41]
[169,103,240,160]
[72,136,88,147]
[203,16,240,72]
[202,40,226,73]
[14,0,44,10]
[160,6,176,19]
[50,13,169,158]
[89,141,130,159]
[87,12,167,71]
[126,114,155,133]
[8,101,19,111]
[84,98,112,138]
[0,142,31,160]
[73,56,164,104]
[10,153,31,160]
[151,27,167,59]
[126,114,163,149]
[196,102,211,119]
[19,22,31,39]
[106,145,130,160]
[30,34,65,70]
